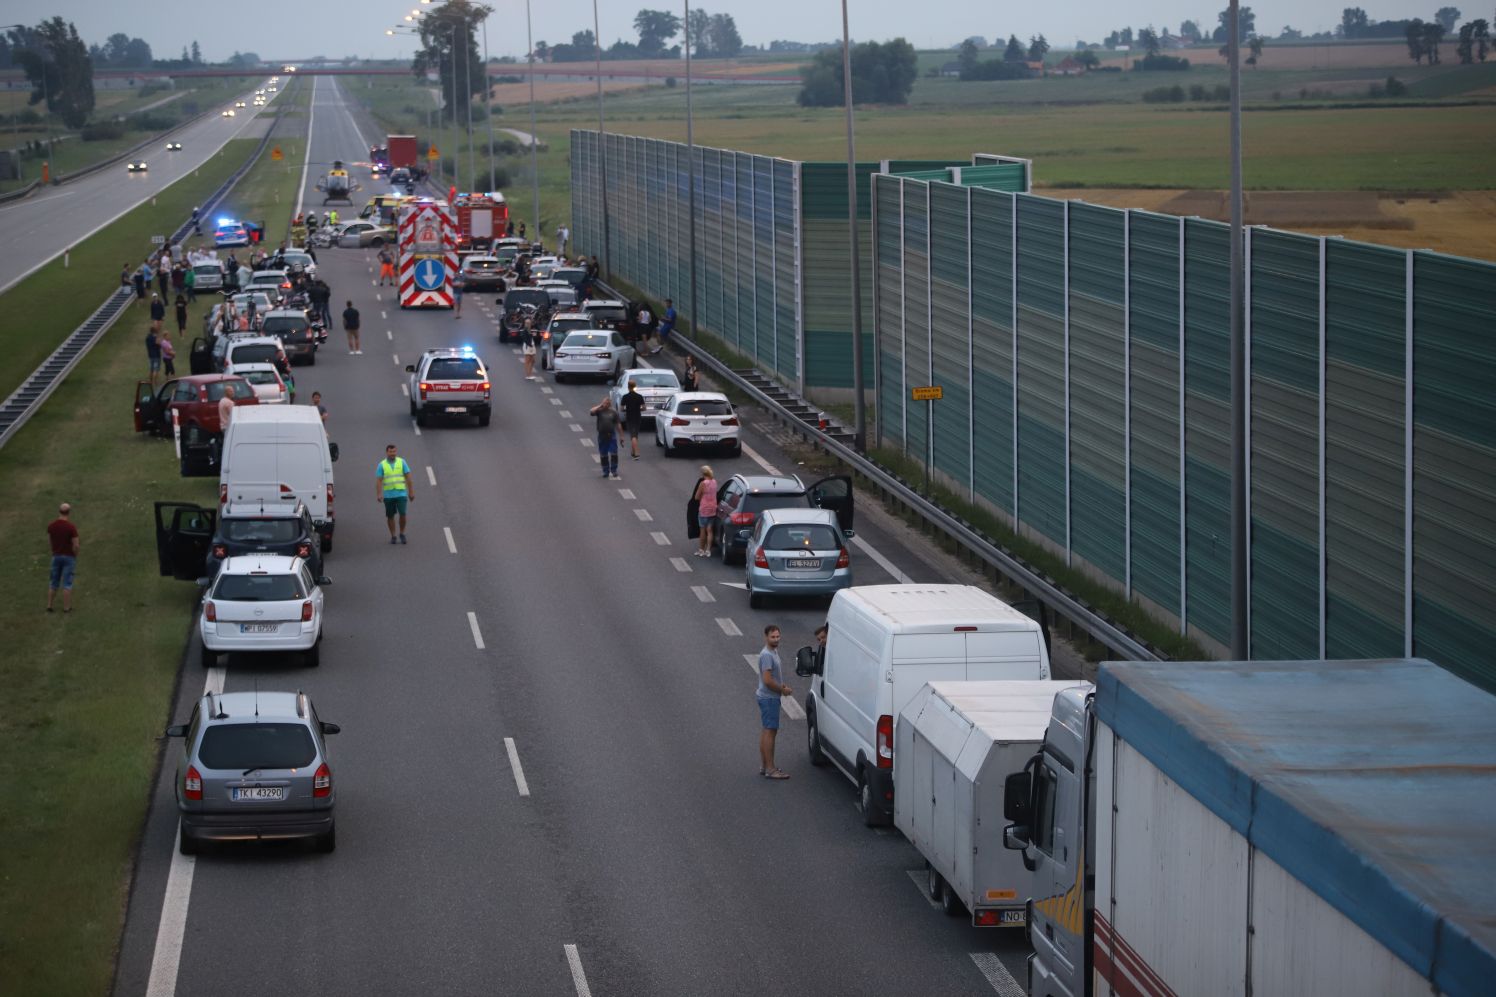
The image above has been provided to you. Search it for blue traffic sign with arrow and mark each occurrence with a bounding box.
[413,258,445,292]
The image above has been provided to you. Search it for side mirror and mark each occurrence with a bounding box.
[404,364,416,372]
[328,442,339,462]
[795,645,821,678]
[165,724,187,737]
[316,575,332,586]
[1004,824,1033,858]
[320,721,341,735]
[843,529,856,539]
[1003,770,1032,822]
[195,576,212,588]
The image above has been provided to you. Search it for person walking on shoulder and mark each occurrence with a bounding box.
[452,271,464,319]
[46,502,80,613]
[589,395,622,479]
[757,625,792,779]
[693,466,717,557]
[652,298,676,354]
[682,355,700,392]
[376,443,414,544]
[343,300,362,354]
[620,379,646,460]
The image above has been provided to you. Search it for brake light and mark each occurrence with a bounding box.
[219,484,228,505]
[722,417,739,426]
[876,715,894,768]
[212,544,227,559]
[597,351,611,359]
[753,546,769,569]
[954,625,978,632]
[296,542,311,558]
[279,483,294,496]
[419,381,430,399]
[670,417,689,427]
[313,762,332,798]
[301,600,313,622]
[205,601,216,622]
[836,547,850,569]
[184,765,203,800]
[730,512,756,526]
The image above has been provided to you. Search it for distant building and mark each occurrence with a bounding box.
[1053,56,1086,75]
[940,61,963,77]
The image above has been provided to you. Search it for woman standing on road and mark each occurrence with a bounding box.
[694,467,718,558]
[520,317,538,380]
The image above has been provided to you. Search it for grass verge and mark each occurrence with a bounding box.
[0,105,307,997]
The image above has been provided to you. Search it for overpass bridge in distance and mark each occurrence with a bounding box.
[0,64,795,84]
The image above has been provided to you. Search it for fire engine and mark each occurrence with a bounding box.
[452,192,509,254]
[396,199,458,309]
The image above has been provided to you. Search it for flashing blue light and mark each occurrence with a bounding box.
[459,344,475,353]
[217,217,236,226]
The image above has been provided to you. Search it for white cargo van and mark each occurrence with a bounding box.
[219,406,337,551]
[795,584,1050,826]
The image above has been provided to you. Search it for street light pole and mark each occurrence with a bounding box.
[685,0,697,341]
[483,16,495,191]
[525,0,540,241]
[592,0,610,277]
[463,18,475,192]
[841,0,865,449]
[1228,0,1248,660]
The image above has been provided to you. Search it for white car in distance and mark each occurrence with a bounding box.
[654,392,741,457]
[550,329,635,383]
[226,362,291,404]
[199,555,327,668]
[609,367,681,426]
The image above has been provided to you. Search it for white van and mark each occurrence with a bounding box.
[219,406,337,551]
[795,584,1051,826]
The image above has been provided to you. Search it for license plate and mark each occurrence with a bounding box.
[1000,910,1026,925]
[446,406,467,413]
[695,436,718,443]
[786,559,822,570]
[232,786,285,801]
[240,623,279,633]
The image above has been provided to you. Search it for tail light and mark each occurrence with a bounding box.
[876,715,894,768]
[597,351,611,359]
[279,483,294,496]
[313,762,332,798]
[730,512,755,526]
[219,484,228,505]
[753,547,769,569]
[480,381,491,398]
[326,483,334,518]
[204,601,216,622]
[296,542,311,558]
[836,547,850,569]
[184,765,203,800]
[670,417,689,427]
[419,381,430,400]
[301,600,313,622]
[722,417,740,426]
[212,544,227,559]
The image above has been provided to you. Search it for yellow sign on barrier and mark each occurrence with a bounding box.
[427,146,440,160]
[911,385,943,401]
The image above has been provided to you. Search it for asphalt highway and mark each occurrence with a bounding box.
[0,78,286,294]
[110,77,1035,997]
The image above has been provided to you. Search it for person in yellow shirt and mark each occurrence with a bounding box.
[375,443,415,544]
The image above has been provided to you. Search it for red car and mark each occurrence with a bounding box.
[134,374,259,475]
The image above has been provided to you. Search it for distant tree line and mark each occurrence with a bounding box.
[534,8,742,63]
[797,38,917,106]
[954,34,1050,80]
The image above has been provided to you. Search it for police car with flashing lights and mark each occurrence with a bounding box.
[404,347,492,428]
[214,218,251,247]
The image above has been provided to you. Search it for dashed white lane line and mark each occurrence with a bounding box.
[617,488,635,499]
[670,557,691,572]
[444,527,457,554]
[633,508,653,522]
[579,437,593,447]
[467,611,485,650]
[381,310,388,320]
[386,329,393,340]
[589,453,600,463]
[741,443,781,476]
[691,585,715,603]
[716,617,742,637]
[511,347,521,354]
[540,386,554,394]
[569,423,583,432]
[375,292,381,302]
[564,944,593,997]
[503,737,531,797]
[392,353,400,366]
[559,409,573,418]
[426,465,437,487]
[969,953,1026,997]
[741,652,805,719]
[852,536,913,583]
[401,383,410,397]
[719,581,748,590]
[411,419,421,436]
[145,665,225,996]
[650,532,671,546]
[550,398,563,406]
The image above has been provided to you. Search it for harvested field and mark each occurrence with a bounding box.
[488,80,644,105]
[1096,41,1419,71]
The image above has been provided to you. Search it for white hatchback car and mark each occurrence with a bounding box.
[654,391,741,457]
[199,555,327,667]
[609,367,681,426]
[226,362,291,404]
[551,329,635,383]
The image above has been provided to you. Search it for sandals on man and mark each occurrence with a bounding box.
[761,769,790,780]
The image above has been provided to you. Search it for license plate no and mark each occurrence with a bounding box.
[240,623,279,633]
[232,787,285,801]
[1000,910,1026,925]
[786,559,822,570]
[446,406,467,413]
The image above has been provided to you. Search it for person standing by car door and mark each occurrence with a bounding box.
[376,443,415,545]
[145,327,162,386]
[693,467,717,557]
[758,625,792,779]
[45,502,80,613]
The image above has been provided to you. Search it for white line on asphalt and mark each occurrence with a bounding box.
[503,737,531,797]
[467,611,485,650]
[386,329,393,340]
[670,557,691,572]
[550,398,563,406]
[411,419,421,436]
[381,311,388,320]
[579,438,593,447]
[392,353,400,365]
[444,526,457,554]
[720,581,748,590]
[564,944,593,997]
[540,386,554,394]
[716,617,742,636]
[617,488,635,499]
[559,409,573,418]
[904,870,942,910]
[426,465,437,487]
[511,347,521,354]
[852,536,913,583]
[651,532,671,546]
[741,653,805,719]
[691,585,716,603]
[589,453,600,463]
[401,383,410,398]
[741,443,781,476]
[292,74,316,218]
[633,508,653,522]
[375,292,381,302]
[569,423,583,432]
[969,953,1026,997]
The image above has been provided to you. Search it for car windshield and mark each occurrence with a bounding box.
[676,398,732,416]
[545,288,578,306]
[221,519,300,543]
[764,524,839,550]
[206,380,250,401]
[230,345,280,365]
[213,573,304,601]
[240,370,281,386]
[198,723,316,771]
[742,493,807,515]
[550,319,591,336]
[561,332,609,349]
[231,294,271,310]
[426,357,483,379]
[465,259,499,271]
[193,265,221,278]
[505,290,550,309]
[262,317,308,337]
[629,372,680,389]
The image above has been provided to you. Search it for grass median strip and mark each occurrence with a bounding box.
[0,106,305,996]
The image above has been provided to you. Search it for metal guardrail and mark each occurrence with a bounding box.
[596,278,1162,663]
[0,179,40,205]
[0,94,293,452]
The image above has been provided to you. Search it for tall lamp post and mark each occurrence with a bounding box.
[482,15,495,191]
[1228,0,1247,660]
[524,0,540,241]
[684,0,697,341]
[592,0,610,278]
[841,0,866,449]
[1,24,27,179]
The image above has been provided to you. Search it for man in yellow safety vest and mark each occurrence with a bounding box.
[375,443,415,544]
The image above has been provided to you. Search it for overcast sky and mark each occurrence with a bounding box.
[27,1,1441,62]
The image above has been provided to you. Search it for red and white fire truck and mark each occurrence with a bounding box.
[452,192,509,254]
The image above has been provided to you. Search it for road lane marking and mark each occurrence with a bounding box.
[426,465,437,487]
[386,329,393,340]
[720,581,748,589]
[559,410,573,418]
[579,438,593,447]
[741,653,805,719]
[375,292,381,302]
[670,557,691,572]
[411,419,421,436]
[444,527,457,554]
[651,532,670,546]
[550,398,563,406]
[570,424,583,432]
[969,953,1025,997]
[716,617,741,636]
[617,488,635,499]
[381,310,387,320]
[741,443,781,476]
[392,353,400,365]
[590,454,600,463]
[540,386,554,394]
[852,536,913,583]
[467,611,485,650]
[292,74,316,218]
[503,737,531,797]
[401,383,410,397]
[633,508,653,522]
[691,585,715,603]
[564,945,592,997]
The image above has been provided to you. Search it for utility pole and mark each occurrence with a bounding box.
[592,0,610,277]
[1228,0,1248,660]
[464,19,475,192]
[525,0,540,239]
[483,15,495,192]
[841,0,866,449]
[685,0,698,341]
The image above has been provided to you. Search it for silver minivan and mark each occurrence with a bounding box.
[744,507,854,608]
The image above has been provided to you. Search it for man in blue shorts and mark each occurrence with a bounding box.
[758,624,793,779]
[375,443,415,544]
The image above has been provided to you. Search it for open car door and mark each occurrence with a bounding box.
[189,337,214,375]
[807,475,854,532]
[154,502,216,579]
[134,381,158,433]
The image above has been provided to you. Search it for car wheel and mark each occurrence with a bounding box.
[179,828,199,856]
[554,372,566,384]
[612,362,622,380]
[414,409,428,427]
[321,534,333,553]
[314,823,336,853]
[370,237,384,248]
[807,708,829,767]
[306,637,320,668]
[409,400,418,417]
[858,768,888,828]
[939,878,964,917]
[200,644,215,668]
[655,430,663,449]
[305,352,316,367]
[748,583,764,610]
[927,862,944,902]
[540,353,548,370]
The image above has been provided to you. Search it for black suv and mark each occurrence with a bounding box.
[201,500,325,581]
[711,473,854,564]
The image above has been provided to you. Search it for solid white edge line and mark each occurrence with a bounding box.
[444,526,457,554]
[852,535,913,584]
[969,952,1026,997]
[426,465,437,487]
[503,737,531,797]
[740,442,781,476]
[467,611,485,650]
[564,944,593,997]
[293,74,317,218]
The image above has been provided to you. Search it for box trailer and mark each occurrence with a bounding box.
[396,199,457,309]
[1002,658,1496,997]
[895,679,1090,927]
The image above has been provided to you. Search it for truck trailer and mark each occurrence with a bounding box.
[1002,658,1496,997]
[396,199,457,309]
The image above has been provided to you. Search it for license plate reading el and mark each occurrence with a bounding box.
[786,559,821,570]
[232,786,285,801]
[241,623,279,633]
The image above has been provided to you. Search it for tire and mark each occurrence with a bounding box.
[179,828,199,856]
[409,400,418,417]
[748,584,764,610]
[859,768,888,828]
[939,880,964,917]
[540,353,548,370]
[414,409,428,427]
[305,352,316,367]
[654,431,663,449]
[612,362,622,380]
[807,707,829,767]
[321,533,332,553]
[926,862,944,902]
[554,372,566,384]
[306,637,320,668]
[314,823,336,853]
[478,412,491,427]
[200,644,215,668]
[370,237,384,248]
